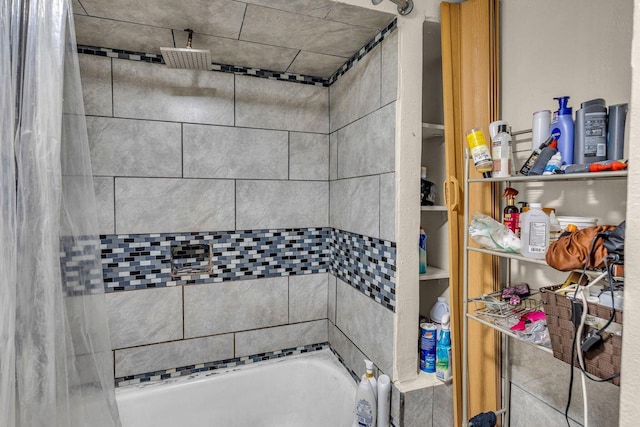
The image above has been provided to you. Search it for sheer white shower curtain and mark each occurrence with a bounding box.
[1,0,121,425]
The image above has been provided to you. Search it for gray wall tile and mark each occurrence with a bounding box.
[184,277,288,338]
[328,274,337,324]
[183,124,288,179]
[507,338,619,426]
[115,334,234,378]
[75,15,173,54]
[289,273,328,323]
[335,278,394,377]
[115,178,235,234]
[72,0,86,14]
[286,51,347,79]
[93,177,114,235]
[337,102,395,179]
[112,59,234,125]
[78,54,112,117]
[87,117,182,177]
[241,0,336,19]
[174,31,298,73]
[325,3,394,29]
[236,75,328,133]
[236,180,328,230]
[379,172,396,242]
[79,0,247,40]
[329,323,370,380]
[432,382,454,427]
[235,320,328,358]
[330,176,379,238]
[329,45,381,132]
[381,29,399,106]
[289,132,329,181]
[404,386,434,427]
[329,132,338,181]
[106,287,182,349]
[509,384,581,427]
[240,5,378,58]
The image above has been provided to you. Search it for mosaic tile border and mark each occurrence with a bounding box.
[115,342,328,387]
[329,229,397,312]
[97,227,397,311]
[99,228,330,292]
[59,236,106,296]
[77,18,397,87]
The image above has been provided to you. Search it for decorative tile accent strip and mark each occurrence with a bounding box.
[59,235,106,296]
[329,229,397,312]
[115,342,329,387]
[76,18,397,87]
[100,228,330,292]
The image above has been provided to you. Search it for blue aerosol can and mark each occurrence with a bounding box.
[550,96,574,165]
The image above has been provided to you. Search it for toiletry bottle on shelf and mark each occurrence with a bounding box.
[607,103,628,161]
[430,297,450,326]
[465,128,493,178]
[377,375,391,427]
[502,187,519,234]
[364,360,377,398]
[519,136,553,176]
[419,227,427,274]
[574,98,607,164]
[491,124,512,177]
[517,202,529,238]
[520,202,549,259]
[549,211,562,244]
[528,139,558,175]
[436,314,452,383]
[542,152,562,175]
[354,374,377,427]
[550,96,574,164]
[420,166,436,206]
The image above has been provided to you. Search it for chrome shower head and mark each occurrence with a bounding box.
[161,29,211,70]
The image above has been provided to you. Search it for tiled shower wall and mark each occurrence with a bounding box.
[78,27,399,384]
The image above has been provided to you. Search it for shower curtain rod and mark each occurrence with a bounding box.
[371,0,413,16]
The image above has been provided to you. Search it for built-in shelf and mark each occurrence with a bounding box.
[422,123,445,139]
[466,312,553,354]
[468,170,627,183]
[421,205,447,212]
[419,265,449,281]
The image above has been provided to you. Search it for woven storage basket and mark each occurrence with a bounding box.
[540,284,622,386]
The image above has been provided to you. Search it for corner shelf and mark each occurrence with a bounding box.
[420,265,449,281]
[422,123,445,139]
[421,205,448,212]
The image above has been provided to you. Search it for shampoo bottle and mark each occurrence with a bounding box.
[436,314,452,383]
[491,124,512,177]
[520,202,549,259]
[550,96,574,164]
[607,103,628,160]
[574,98,607,164]
[354,374,377,427]
[364,360,377,398]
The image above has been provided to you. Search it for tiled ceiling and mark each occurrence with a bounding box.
[72,0,395,79]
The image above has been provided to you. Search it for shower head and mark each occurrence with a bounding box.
[161,29,211,70]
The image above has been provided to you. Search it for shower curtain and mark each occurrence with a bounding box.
[1,0,121,425]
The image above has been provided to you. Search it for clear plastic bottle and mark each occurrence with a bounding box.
[548,211,562,244]
[520,202,549,259]
[491,124,512,177]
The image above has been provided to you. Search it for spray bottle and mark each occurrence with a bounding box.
[549,96,574,164]
[436,314,452,383]
[502,187,519,235]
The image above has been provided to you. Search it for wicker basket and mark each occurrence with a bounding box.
[540,284,622,386]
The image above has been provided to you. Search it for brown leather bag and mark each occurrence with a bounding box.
[545,225,617,271]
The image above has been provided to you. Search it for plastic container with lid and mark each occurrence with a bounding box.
[556,216,598,231]
[430,297,450,324]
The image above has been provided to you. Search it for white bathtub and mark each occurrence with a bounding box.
[116,348,357,427]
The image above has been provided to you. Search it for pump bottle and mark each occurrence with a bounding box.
[549,96,574,164]
[354,374,377,427]
[364,360,377,398]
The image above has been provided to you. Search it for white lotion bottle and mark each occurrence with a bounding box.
[354,374,377,427]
